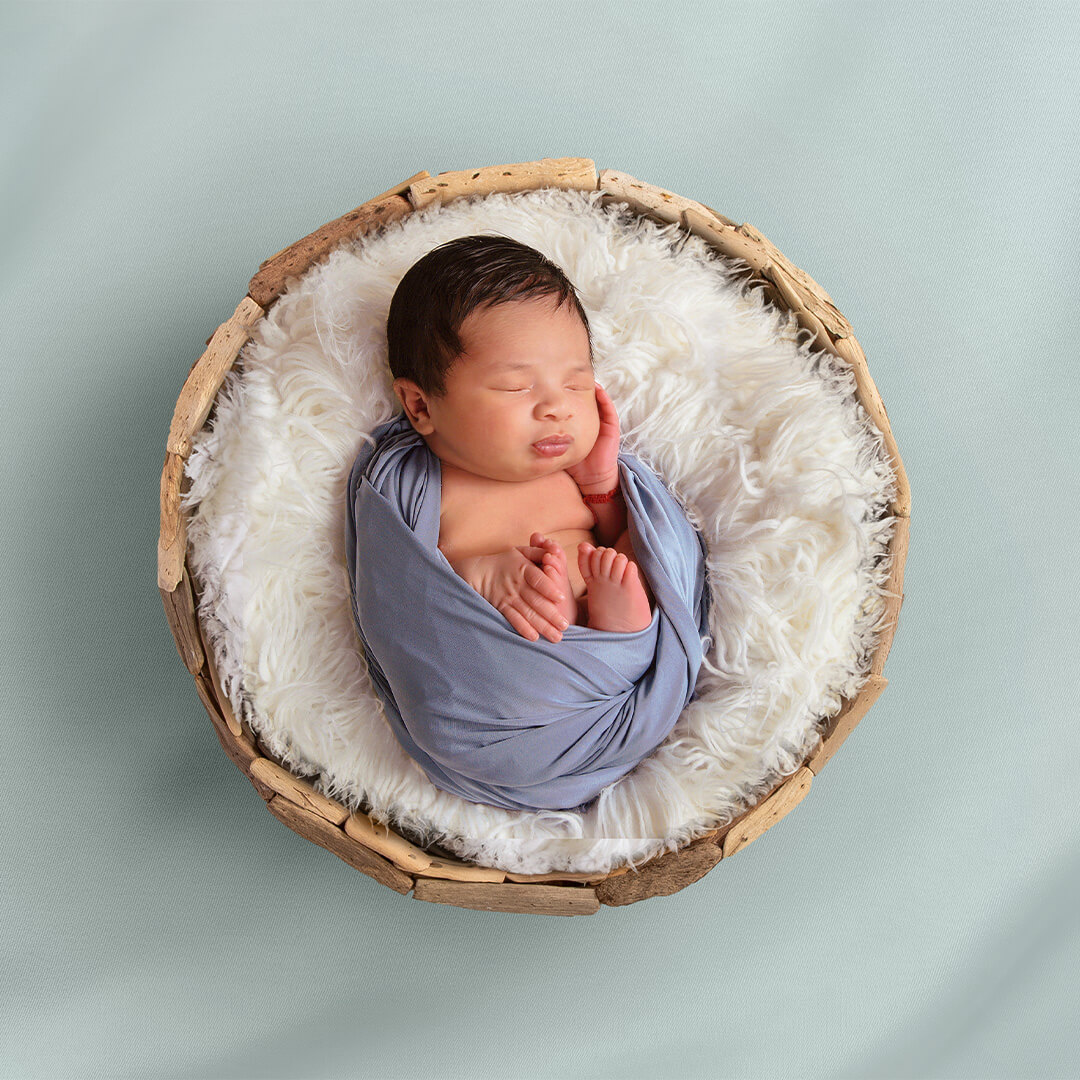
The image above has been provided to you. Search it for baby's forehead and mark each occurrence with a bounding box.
[460,354,594,383]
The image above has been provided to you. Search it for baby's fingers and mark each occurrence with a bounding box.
[498,601,541,642]
[520,587,570,637]
[523,562,564,603]
[594,383,620,421]
[499,598,563,643]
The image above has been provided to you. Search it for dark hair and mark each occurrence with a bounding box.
[386,234,592,398]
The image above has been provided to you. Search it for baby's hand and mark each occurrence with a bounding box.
[565,382,621,493]
[451,548,570,643]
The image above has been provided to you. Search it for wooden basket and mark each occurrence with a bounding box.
[158,158,910,916]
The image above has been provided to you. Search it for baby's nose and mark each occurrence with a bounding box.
[536,392,572,419]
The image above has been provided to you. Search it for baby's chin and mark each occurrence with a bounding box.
[535,444,591,472]
[516,459,578,482]
[492,455,583,484]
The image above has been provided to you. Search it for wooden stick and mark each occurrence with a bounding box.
[369,170,434,205]
[248,758,350,825]
[159,297,263,593]
[414,857,506,884]
[412,878,600,916]
[870,515,909,676]
[343,813,434,873]
[763,260,842,341]
[598,169,729,232]
[699,202,737,227]
[255,172,432,272]
[345,818,509,882]
[184,561,276,800]
[681,206,774,271]
[248,193,414,308]
[594,835,724,907]
[806,675,887,775]
[721,766,814,858]
[702,773,793,853]
[681,208,849,335]
[743,224,846,332]
[166,297,263,462]
[408,157,597,210]
[157,452,187,594]
[780,290,835,354]
[194,672,275,800]
[266,795,414,895]
[159,565,204,675]
[192,600,240,738]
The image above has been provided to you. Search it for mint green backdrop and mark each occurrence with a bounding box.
[3,2,1077,1078]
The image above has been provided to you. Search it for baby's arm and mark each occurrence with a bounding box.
[450,546,569,643]
[566,383,627,545]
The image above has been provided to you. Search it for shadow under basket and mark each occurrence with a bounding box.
[158,157,910,917]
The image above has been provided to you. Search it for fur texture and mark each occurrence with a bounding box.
[183,188,899,875]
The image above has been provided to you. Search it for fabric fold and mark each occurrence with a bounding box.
[345,414,711,812]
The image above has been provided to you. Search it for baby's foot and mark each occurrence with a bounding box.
[531,533,578,629]
[578,543,653,633]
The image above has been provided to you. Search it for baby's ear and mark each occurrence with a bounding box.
[393,378,435,434]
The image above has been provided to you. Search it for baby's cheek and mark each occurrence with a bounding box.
[572,437,595,468]
[489,412,524,444]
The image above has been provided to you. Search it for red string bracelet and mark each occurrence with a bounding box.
[582,484,622,505]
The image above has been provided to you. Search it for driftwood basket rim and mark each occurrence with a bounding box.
[159,157,909,916]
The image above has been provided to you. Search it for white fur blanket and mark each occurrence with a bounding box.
[183,187,898,876]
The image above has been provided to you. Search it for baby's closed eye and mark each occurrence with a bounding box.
[494,385,593,393]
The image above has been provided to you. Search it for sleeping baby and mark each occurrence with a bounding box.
[386,233,654,643]
[345,232,710,812]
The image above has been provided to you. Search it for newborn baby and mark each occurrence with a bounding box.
[387,233,655,644]
[347,231,711,810]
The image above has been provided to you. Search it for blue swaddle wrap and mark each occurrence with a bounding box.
[345,414,711,812]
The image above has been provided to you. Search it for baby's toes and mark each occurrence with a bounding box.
[577,541,596,580]
[612,552,629,582]
[543,534,567,557]
[542,549,566,573]
[599,547,618,577]
[587,547,607,579]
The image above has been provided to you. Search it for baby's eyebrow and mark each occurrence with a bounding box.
[496,360,592,373]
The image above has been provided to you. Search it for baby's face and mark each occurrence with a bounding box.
[418,297,600,483]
